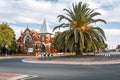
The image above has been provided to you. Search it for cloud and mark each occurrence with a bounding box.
[104,29,120,49]
[104,29,120,36]
[0,0,120,49]
[1,0,120,24]
[0,0,68,25]
[90,0,120,22]
[10,25,26,39]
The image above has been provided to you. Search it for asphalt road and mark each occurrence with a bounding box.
[0,58,120,80]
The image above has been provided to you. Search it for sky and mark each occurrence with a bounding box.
[0,0,120,49]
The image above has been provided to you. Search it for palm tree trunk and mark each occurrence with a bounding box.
[76,51,82,56]
[75,45,83,56]
[93,48,96,55]
[75,44,82,56]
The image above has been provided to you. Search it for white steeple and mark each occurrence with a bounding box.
[39,18,52,34]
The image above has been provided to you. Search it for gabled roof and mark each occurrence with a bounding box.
[24,27,31,34]
[39,19,52,34]
[17,27,31,42]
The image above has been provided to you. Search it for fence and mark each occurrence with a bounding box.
[95,52,120,61]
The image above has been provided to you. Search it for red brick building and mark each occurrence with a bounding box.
[16,19,55,55]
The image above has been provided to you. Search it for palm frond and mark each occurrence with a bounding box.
[57,15,72,22]
[53,23,69,32]
[94,19,107,24]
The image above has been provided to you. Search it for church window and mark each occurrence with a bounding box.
[25,35,32,48]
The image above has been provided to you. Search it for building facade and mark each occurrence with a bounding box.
[16,19,55,55]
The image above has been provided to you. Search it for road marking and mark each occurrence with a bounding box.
[18,75,38,80]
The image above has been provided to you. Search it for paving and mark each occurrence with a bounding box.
[0,73,29,80]
[23,55,120,65]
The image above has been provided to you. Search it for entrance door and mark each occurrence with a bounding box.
[41,43,46,54]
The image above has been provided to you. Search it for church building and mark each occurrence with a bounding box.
[16,19,55,55]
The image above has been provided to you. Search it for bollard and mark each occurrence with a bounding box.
[40,53,53,60]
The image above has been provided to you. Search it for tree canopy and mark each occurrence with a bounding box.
[0,23,16,53]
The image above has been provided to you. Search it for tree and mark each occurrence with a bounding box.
[116,45,120,52]
[0,23,16,54]
[53,2,106,56]
[116,45,120,49]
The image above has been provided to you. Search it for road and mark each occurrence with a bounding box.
[0,58,120,80]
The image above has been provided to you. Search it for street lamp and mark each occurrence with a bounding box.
[5,45,8,56]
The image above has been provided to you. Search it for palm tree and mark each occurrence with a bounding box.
[53,2,106,56]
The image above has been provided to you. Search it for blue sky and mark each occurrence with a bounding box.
[0,0,120,49]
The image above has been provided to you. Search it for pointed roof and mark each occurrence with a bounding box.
[39,18,52,34]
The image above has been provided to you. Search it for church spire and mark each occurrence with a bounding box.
[39,18,52,34]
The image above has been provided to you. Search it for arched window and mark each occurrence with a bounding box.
[25,35,32,48]
[35,45,38,49]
